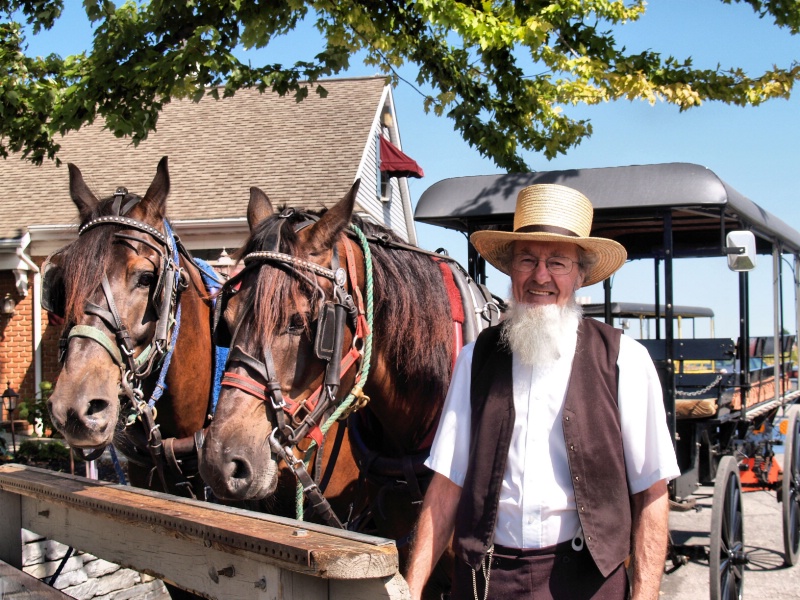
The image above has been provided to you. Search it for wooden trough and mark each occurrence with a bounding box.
[0,464,409,599]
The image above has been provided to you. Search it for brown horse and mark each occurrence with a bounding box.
[45,157,215,499]
[199,182,488,596]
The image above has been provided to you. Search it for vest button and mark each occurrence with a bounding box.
[565,416,570,421]
[570,444,575,451]
[580,506,585,512]
[587,536,592,541]
[575,475,580,481]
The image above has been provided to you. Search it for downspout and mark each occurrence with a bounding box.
[16,245,41,391]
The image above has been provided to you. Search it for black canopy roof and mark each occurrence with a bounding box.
[581,302,714,319]
[415,163,800,258]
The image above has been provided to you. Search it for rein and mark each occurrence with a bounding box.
[218,221,375,527]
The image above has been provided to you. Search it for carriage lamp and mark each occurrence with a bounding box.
[216,248,235,278]
[2,381,19,458]
[1,294,15,317]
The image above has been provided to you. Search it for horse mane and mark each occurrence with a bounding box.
[61,192,143,324]
[356,219,454,406]
[240,208,454,408]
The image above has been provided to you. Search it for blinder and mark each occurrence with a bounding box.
[212,284,235,348]
[212,273,349,357]
[314,302,338,362]
[212,267,248,349]
[41,254,66,318]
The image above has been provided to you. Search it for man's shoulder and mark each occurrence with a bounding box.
[580,316,622,341]
[476,322,504,340]
[471,324,510,372]
[616,334,659,370]
[474,323,505,353]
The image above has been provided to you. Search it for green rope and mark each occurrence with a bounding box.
[296,224,375,520]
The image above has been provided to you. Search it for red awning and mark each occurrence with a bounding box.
[379,136,424,179]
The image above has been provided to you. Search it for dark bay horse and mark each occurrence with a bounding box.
[45,157,216,499]
[199,182,497,597]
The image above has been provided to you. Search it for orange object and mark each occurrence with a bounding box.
[738,456,782,491]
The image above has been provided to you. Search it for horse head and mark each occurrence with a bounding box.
[47,157,194,455]
[199,183,365,503]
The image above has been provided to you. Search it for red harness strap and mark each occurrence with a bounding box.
[433,258,465,371]
[344,234,370,338]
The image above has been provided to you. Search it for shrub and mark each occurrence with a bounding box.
[18,381,56,437]
[16,439,70,463]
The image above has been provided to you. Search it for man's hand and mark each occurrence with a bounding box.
[630,479,670,600]
[405,472,462,600]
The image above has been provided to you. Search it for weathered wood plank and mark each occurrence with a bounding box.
[0,464,397,581]
[0,488,22,567]
[0,559,73,599]
[330,573,411,600]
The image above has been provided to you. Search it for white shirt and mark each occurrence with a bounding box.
[426,327,680,549]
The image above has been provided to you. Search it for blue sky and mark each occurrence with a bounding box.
[20,0,800,340]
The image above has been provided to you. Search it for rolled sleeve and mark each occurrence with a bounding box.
[618,336,681,495]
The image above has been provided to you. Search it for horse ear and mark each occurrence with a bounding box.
[139,156,170,221]
[68,163,99,219]
[247,187,274,231]
[307,180,360,252]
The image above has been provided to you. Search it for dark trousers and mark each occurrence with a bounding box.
[451,541,628,600]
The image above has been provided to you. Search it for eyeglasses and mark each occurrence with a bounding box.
[511,255,580,275]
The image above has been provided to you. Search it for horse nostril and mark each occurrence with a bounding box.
[231,458,252,481]
[86,399,110,417]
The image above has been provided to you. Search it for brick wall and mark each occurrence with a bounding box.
[0,264,64,422]
[0,272,33,418]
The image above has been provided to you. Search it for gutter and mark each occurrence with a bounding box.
[16,234,42,393]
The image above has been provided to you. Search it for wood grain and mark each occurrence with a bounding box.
[0,464,405,599]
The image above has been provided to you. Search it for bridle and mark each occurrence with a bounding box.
[214,211,372,527]
[43,190,191,484]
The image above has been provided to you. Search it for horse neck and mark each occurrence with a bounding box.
[361,355,446,456]
[157,257,214,438]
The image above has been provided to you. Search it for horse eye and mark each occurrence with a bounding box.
[137,272,156,288]
[287,313,306,335]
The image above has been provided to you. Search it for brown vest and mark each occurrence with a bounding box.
[453,319,630,578]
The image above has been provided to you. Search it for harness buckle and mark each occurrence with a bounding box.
[288,395,315,427]
[339,386,371,420]
[270,391,287,411]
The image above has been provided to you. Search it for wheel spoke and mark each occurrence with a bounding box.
[785,412,800,566]
[712,456,744,600]
[724,475,741,544]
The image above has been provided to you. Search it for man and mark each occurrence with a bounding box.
[406,184,680,600]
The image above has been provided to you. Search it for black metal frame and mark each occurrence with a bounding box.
[415,163,800,503]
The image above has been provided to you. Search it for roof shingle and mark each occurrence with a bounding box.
[0,76,388,239]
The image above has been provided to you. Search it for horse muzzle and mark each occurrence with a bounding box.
[199,434,280,501]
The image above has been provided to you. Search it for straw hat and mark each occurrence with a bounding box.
[470,184,627,287]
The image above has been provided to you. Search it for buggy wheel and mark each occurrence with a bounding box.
[709,455,745,600]
[783,410,800,566]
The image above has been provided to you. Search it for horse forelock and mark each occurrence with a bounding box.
[62,192,154,324]
[240,208,326,346]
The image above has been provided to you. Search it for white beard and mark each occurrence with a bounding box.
[500,298,582,368]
